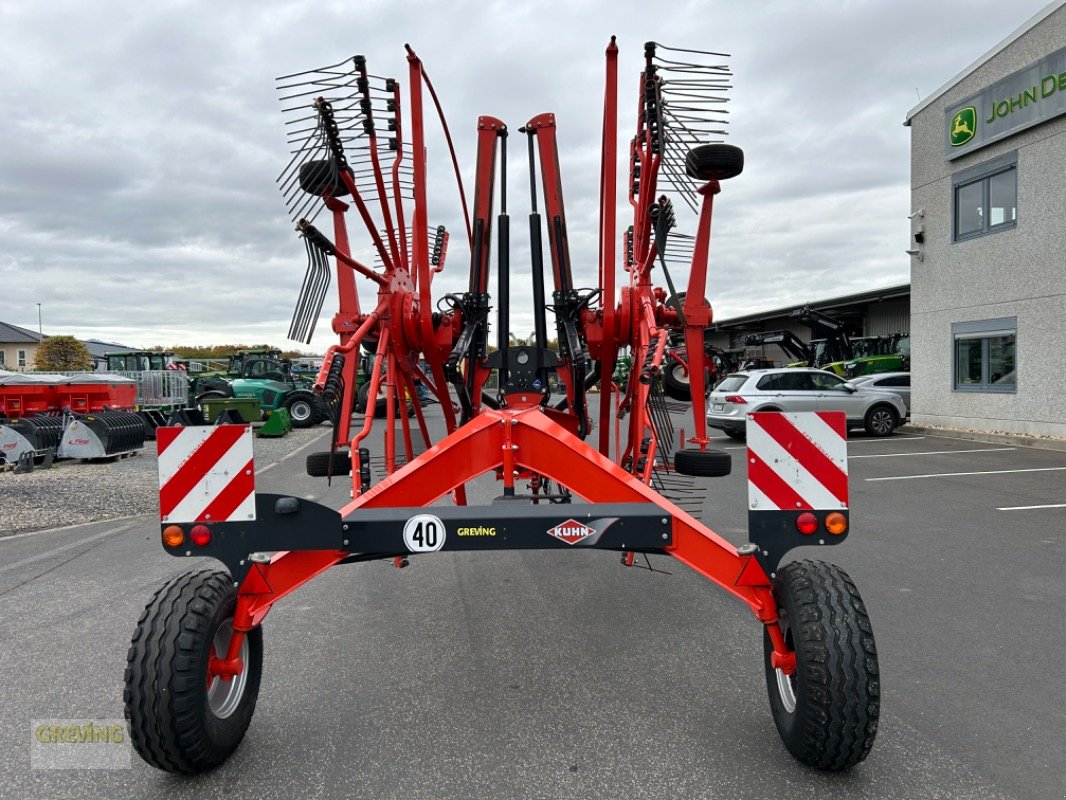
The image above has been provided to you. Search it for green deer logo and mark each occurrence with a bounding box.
[950,107,976,147]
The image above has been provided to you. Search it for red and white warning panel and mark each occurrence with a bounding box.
[746,411,848,511]
[157,425,256,524]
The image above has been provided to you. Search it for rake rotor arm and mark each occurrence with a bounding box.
[679,179,720,447]
[312,96,396,274]
[352,56,401,269]
[406,44,472,248]
[406,49,436,358]
[389,79,410,270]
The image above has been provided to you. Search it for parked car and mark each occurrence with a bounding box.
[706,368,908,440]
[848,371,910,415]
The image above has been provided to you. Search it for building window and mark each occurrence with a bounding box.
[17,350,27,368]
[952,318,1016,392]
[953,151,1017,241]
[0,350,5,366]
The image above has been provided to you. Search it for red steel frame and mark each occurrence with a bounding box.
[205,41,797,686]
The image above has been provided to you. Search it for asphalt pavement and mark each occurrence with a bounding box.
[1,408,1063,799]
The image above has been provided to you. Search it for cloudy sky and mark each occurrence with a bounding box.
[0,0,1055,351]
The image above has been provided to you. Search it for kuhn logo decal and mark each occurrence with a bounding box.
[547,518,595,545]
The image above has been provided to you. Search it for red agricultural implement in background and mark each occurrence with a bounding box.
[125,40,880,775]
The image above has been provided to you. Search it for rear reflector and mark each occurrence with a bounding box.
[796,512,818,535]
[189,524,212,547]
[162,525,185,548]
[825,512,848,535]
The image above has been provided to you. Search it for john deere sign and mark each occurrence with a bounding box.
[945,44,1066,159]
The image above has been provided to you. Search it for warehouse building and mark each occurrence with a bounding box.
[706,284,910,356]
[904,1,1066,439]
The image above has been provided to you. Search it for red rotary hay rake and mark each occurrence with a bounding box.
[125,39,879,774]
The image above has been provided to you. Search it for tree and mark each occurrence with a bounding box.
[35,336,93,371]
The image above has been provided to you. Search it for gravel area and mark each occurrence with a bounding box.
[0,425,332,537]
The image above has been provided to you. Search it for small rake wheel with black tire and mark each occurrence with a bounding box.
[673,447,731,477]
[763,559,880,771]
[686,143,745,182]
[124,568,263,773]
[306,449,353,478]
[298,158,352,197]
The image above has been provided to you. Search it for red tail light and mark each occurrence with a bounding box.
[724,395,747,404]
[189,524,212,547]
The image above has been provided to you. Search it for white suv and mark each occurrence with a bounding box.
[707,368,907,440]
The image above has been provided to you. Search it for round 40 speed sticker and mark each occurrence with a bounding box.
[402,513,447,552]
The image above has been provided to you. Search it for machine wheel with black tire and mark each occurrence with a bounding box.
[663,359,708,401]
[124,568,263,774]
[863,404,898,437]
[354,381,370,414]
[284,393,318,428]
[306,449,352,478]
[355,382,388,416]
[665,291,712,316]
[686,143,744,182]
[673,447,731,477]
[764,559,880,771]
[355,382,414,418]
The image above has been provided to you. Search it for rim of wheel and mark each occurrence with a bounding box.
[670,363,690,385]
[773,609,797,714]
[208,620,249,719]
[775,668,798,714]
[290,401,311,422]
[871,409,893,434]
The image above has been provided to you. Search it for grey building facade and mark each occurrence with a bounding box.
[905,2,1066,438]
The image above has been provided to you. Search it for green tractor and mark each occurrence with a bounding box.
[844,333,910,378]
[820,336,885,377]
[190,350,326,428]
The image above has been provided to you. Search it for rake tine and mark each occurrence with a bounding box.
[650,42,731,56]
[289,239,318,341]
[276,56,361,82]
[291,263,315,343]
[297,244,327,343]
[306,250,332,342]
[295,244,328,343]
[294,252,321,343]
